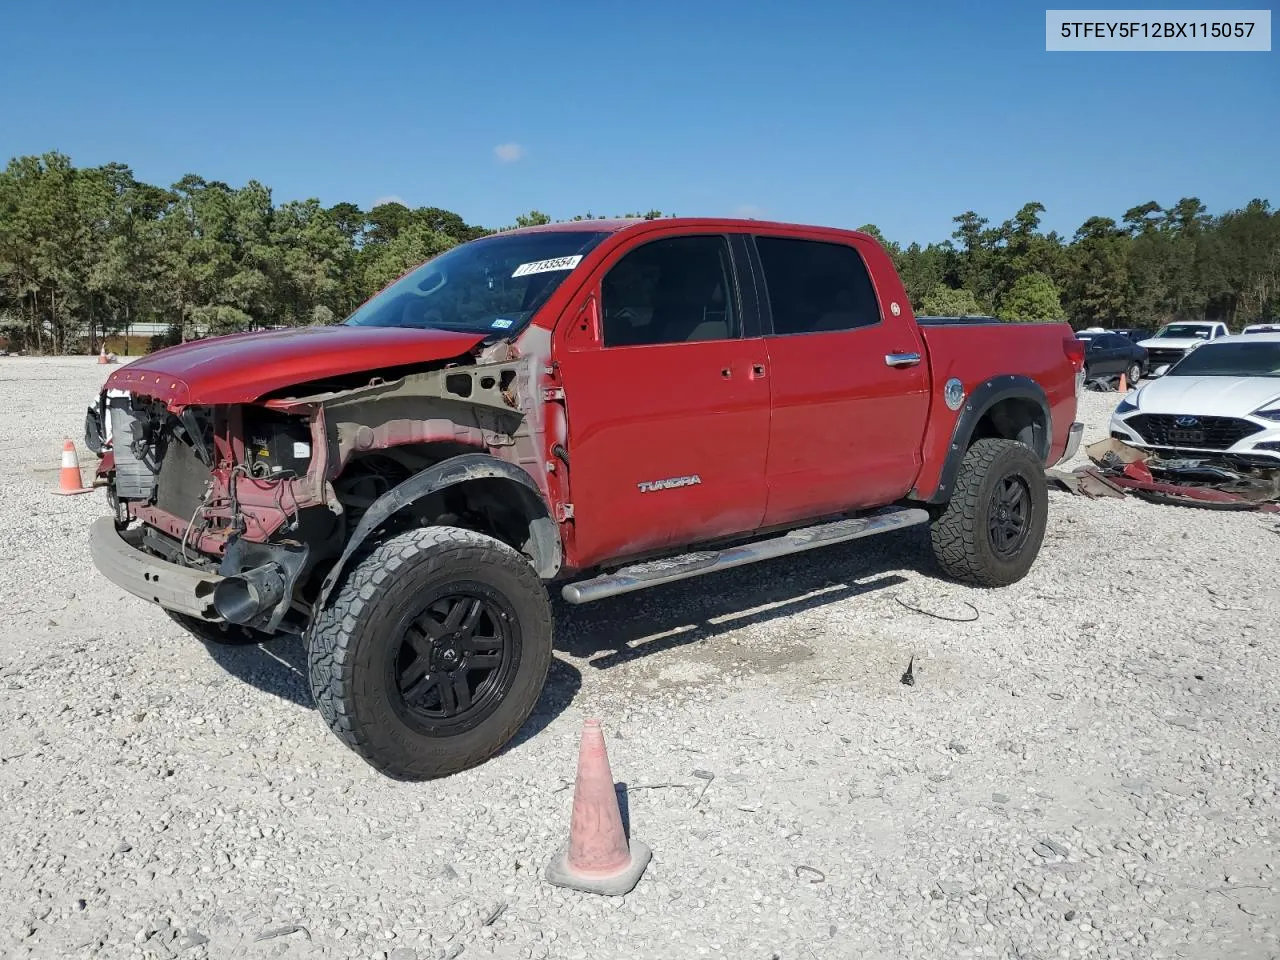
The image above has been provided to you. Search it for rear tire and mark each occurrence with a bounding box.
[930,438,1048,587]
[1126,362,1142,385]
[307,526,553,781]
[167,611,272,646]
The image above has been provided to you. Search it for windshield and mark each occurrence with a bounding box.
[1155,323,1213,340]
[344,230,609,334]
[1167,341,1280,377]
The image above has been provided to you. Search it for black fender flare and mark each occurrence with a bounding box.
[925,375,1051,504]
[315,453,562,608]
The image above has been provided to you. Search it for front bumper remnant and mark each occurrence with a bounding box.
[89,517,223,620]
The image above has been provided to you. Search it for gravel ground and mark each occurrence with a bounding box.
[1,357,1277,960]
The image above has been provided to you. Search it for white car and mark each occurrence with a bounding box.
[1242,323,1280,335]
[1110,333,1280,464]
[1137,321,1230,375]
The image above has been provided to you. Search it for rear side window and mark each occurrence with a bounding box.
[755,236,881,336]
[600,235,739,347]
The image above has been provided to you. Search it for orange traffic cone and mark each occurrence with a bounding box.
[1118,371,1128,392]
[545,718,651,896]
[54,439,93,496]
[98,345,110,364]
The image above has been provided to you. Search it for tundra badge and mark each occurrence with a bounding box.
[637,475,702,493]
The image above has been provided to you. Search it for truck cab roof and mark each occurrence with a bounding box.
[507,217,879,243]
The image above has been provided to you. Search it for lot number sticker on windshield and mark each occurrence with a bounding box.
[512,255,582,278]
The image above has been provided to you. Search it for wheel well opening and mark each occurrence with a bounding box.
[331,450,562,580]
[436,476,554,562]
[971,398,1048,458]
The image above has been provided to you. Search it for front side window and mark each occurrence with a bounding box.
[345,230,608,335]
[600,235,739,347]
[755,236,881,336]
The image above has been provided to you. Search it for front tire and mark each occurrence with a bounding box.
[930,438,1049,587]
[1126,362,1142,385]
[307,526,553,780]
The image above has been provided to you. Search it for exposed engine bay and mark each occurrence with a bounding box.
[87,339,561,637]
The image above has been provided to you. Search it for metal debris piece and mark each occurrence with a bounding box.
[254,925,308,942]
[1032,839,1069,859]
[1013,880,1041,902]
[692,769,715,807]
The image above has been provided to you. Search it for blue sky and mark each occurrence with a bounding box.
[0,0,1275,244]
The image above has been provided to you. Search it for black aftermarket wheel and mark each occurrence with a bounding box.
[307,526,553,780]
[930,438,1049,587]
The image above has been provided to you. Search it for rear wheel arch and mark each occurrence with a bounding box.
[924,376,1051,505]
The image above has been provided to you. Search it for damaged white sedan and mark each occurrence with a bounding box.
[1109,333,1280,465]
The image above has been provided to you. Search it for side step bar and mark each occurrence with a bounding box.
[560,506,930,604]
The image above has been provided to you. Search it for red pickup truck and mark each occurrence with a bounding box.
[87,218,1084,779]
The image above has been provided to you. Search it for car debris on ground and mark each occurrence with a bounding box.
[1084,376,1124,392]
[1047,437,1280,511]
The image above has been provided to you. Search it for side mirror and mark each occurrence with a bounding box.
[1151,364,1170,378]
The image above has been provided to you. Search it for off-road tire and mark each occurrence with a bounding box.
[307,526,553,781]
[930,438,1048,587]
[168,611,272,646]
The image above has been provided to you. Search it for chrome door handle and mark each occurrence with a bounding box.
[885,352,922,367]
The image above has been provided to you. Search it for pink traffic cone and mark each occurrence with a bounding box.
[545,718,651,896]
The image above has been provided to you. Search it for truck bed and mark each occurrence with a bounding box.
[911,319,1079,496]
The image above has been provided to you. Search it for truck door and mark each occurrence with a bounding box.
[750,233,930,526]
[553,233,771,568]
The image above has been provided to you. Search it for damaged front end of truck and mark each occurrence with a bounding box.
[86,336,563,639]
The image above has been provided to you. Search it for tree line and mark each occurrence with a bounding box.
[0,151,1276,353]
[873,198,1278,329]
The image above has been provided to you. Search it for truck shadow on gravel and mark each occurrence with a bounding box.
[196,527,926,740]
[552,527,925,669]
[197,634,583,748]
